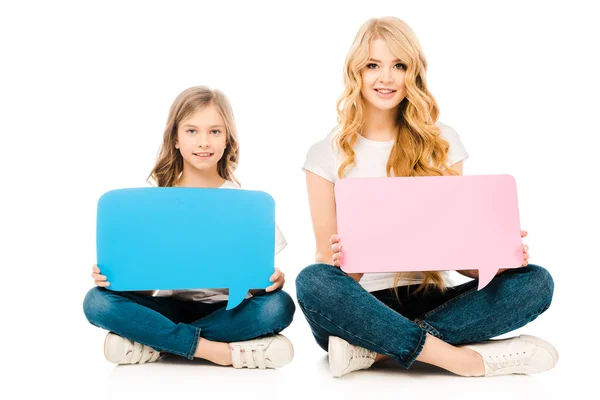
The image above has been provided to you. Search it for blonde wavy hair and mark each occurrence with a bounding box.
[335,17,460,295]
[148,86,240,187]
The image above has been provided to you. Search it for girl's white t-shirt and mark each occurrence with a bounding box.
[302,121,469,292]
[154,180,287,303]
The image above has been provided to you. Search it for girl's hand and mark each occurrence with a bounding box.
[266,267,285,292]
[91,264,110,287]
[330,234,343,267]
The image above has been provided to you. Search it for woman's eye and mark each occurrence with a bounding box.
[395,63,406,70]
[187,129,196,135]
[366,63,378,69]
[210,130,221,135]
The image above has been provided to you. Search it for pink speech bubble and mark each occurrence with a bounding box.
[334,175,524,290]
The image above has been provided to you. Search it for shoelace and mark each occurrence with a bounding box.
[348,346,376,371]
[486,351,529,374]
[232,344,267,369]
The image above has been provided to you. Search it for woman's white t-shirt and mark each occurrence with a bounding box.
[154,180,287,303]
[302,122,469,292]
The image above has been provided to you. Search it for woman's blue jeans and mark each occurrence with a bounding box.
[295,263,553,368]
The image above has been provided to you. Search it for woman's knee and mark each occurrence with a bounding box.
[295,263,337,304]
[525,264,554,310]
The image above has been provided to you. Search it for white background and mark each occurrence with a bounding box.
[1,0,598,399]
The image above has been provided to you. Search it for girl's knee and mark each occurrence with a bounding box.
[82,287,114,325]
[258,290,295,331]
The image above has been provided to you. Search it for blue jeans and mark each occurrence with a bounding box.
[295,263,553,368]
[83,288,295,359]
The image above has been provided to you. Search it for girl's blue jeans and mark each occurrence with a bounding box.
[83,287,295,359]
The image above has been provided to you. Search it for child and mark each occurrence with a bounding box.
[296,17,557,378]
[83,86,295,369]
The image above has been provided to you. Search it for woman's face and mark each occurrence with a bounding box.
[360,38,407,113]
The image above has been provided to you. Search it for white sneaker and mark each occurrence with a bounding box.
[463,334,558,377]
[104,332,161,365]
[230,334,294,369]
[328,336,377,377]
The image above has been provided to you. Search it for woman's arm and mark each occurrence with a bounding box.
[305,171,363,282]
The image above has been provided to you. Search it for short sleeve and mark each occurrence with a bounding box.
[274,224,287,255]
[439,122,469,166]
[302,135,337,182]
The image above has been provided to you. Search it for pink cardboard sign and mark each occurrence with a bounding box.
[334,174,524,290]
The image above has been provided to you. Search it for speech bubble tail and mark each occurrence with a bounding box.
[226,287,249,311]
[477,268,498,291]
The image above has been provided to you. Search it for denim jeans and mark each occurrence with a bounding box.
[83,288,295,359]
[295,263,553,368]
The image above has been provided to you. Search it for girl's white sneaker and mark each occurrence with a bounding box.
[230,334,294,369]
[104,332,161,365]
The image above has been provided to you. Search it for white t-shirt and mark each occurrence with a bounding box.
[302,122,469,292]
[154,180,288,303]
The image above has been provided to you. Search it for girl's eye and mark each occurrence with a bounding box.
[210,130,221,135]
[395,63,407,70]
[366,63,378,69]
[186,129,196,135]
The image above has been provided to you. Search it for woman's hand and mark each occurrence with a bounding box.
[330,234,363,282]
[458,230,530,279]
[520,230,530,267]
[91,264,110,287]
[330,234,343,267]
[266,267,285,292]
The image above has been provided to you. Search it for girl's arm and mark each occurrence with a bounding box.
[305,171,363,282]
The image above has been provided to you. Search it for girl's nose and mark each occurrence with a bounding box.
[196,133,209,147]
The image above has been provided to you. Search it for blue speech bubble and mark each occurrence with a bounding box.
[96,187,276,310]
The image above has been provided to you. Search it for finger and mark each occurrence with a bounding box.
[92,273,107,281]
[332,243,343,253]
[270,269,282,282]
[332,252,343,262]
[523,244,529,251]
[521,230,528,237]
[95,280,110,287]
[523,253,529,260]
[265,281,281,292]
[93,265,99,273]
[330,235,340,245]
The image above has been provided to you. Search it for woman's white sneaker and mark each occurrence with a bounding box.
[463,334,558,377]
[328,336,377,377]
[229,334,294,369]
[104,332,161,365]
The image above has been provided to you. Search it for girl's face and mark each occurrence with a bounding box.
[175,103,228,175]
[360,38,407,113]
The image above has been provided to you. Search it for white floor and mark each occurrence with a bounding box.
[13,275,593,400]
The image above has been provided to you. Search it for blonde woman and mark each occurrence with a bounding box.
[83,86,295,369]
[296,17,557,378]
